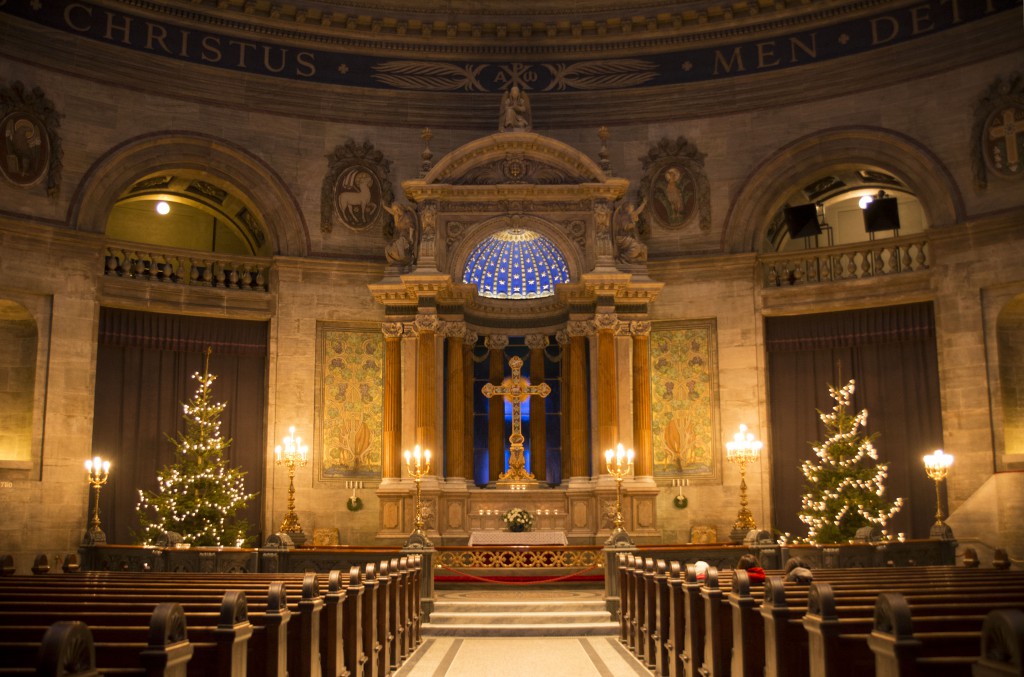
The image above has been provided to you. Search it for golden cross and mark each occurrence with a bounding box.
[481,355,551,483]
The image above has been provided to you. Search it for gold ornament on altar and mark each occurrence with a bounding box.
[404,444,432,547]
[83,455,111,544]
[726,424,762,543]
[481,355,550,487]
[275,426,308,543]
[604,443,634,546]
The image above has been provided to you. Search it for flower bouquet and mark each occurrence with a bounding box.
[502,507,534,533]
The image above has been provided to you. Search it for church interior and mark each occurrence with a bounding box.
[1,0,1024,579]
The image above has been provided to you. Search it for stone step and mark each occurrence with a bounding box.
[428,610,613,625]
[422,594,619,637]
[422,622,620,637]
[432,600,608,614]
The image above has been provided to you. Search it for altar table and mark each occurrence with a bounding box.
[467,530,568,546]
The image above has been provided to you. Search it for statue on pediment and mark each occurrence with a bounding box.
[499,85,532,132]
[615,198,648,264]
[384,202,418,269]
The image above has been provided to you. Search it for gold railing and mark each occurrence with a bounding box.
[435,545,603,569]
[104,241,270,292]
[759,235,929,288]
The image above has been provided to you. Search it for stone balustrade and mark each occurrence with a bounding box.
[104,241,270,292]
[760,235,929,288]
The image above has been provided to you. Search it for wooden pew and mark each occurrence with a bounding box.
[617,553,632,647]
[665,561,686,677]
[653,558,671,677]
[971,608,1024,677]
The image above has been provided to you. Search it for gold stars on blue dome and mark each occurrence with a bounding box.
[463,229,569,299]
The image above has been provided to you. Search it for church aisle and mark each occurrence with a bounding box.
[393,636,652,677]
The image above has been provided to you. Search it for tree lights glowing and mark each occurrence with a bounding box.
[798,379,903,544]
[136,353,255,546]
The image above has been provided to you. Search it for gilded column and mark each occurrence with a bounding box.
[595,311,620,458]
[631,321,653,477]
[462,330,478,481]
[415,312,440,456]
[381,322,404,479]
[485,334,509,483]
[566,321,591,479]
[444,321,467,479]
[525,333,549,483]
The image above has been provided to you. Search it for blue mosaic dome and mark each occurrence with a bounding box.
[463,229,570,300]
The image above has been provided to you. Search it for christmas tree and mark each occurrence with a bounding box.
[798,379,903,544]
[136,351,256,546]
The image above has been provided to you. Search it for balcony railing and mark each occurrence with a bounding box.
[759,235,929,288]
[104,242,270,292]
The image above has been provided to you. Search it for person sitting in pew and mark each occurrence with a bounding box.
[783,556,814,583]
[736,554,766,584]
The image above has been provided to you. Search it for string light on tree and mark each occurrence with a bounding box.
[136,348,255,547]
[798,379,903,544]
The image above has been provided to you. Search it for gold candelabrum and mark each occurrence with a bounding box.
[923,448,954,538]
[726,424,763,542]
[604,443,634,545]
[403,445,432,547]
[84,455,111,544]
[275,426,308,540]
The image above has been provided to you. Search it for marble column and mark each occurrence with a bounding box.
[484,334,509,483]
[631,321,653,477]
[415,313,439,456]
[444,321,467,479]
[595,312,620,458]
[382,322,404,479]
[566,321,591,479]
[526,333,549,483]
[462,330,478,481]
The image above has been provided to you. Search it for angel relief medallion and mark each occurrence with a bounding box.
[0,112,49,187]
[649,163,697,229]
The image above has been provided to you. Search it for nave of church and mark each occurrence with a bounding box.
[1,0,1024,581]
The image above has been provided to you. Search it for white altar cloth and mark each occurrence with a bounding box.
[468,530,568,546]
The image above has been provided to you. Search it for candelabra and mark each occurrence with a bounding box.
[83,455,110,544]
[923,448,954,539]
[275,426,307,544]
[403,445,432,547]
[604,443,634,545]
[726,424,763,543]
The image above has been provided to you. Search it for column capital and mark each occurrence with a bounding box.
[382,322,404,339]
[484,334,509,351]
[594,311,619,332]
[442,320,467,339]
[415,312,440,333]
[524,333,549,351]
[566,320,594,338]
[630,320,652,336]
[463,329,479,346]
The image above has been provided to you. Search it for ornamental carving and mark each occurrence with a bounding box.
[638,137,711,233]
[381,322,404,339]
[558,218,587,251]
[0,81,63,197]
[449,154,589,185]
[320,139,394,233]
[972,72,1024,189]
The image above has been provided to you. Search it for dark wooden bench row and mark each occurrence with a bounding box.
[0,554,424,677]
[617,552,1024,677]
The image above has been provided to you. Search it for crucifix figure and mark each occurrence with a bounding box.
[481,355,550,484]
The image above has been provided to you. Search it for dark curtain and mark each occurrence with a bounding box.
[766,302,942,540]
[91,308,268,545]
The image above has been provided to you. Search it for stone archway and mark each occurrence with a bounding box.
[725,126,965,253]
[68,131,308,257]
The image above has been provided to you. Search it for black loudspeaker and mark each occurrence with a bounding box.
[784,203,822,239]
[863,197,900,232]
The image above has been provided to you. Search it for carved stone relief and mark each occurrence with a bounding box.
[320,139,394,233]
[972,72,1024,189]
[0,81,62,197]
[637,136,711,233]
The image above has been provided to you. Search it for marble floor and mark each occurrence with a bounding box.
[392,636,651,677]
[394,588,652,676]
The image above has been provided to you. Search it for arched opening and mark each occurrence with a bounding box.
[106,173,273,257]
